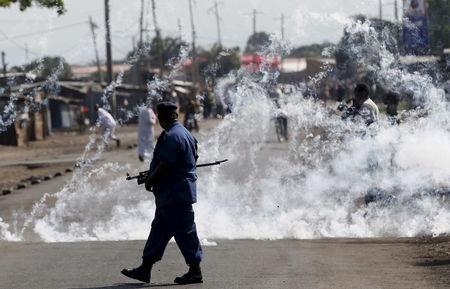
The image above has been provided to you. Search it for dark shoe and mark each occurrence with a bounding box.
[174,265,203,284]
[121,264,151,283]
[138,155,144,162]
[116,139,121,147]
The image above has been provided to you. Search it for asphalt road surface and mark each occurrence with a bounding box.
[1,238,448,289]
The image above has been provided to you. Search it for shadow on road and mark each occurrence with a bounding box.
[415,259,450,267]
[69,282,178,289]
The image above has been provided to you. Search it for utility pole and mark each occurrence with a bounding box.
[209,0,222,47]
[139,0,145,47]
[379,0,383,20]
[188,0,198,88]
[274,13,285,40]
[394,0,398,21]
[247,9,262,35]
[253,9,257,34]
[89,17,103,83]
[104,0,115,116]
[1,51,6,76]
[177,18,183,40]
[104,0,113,84]
[25,43,29,63]
[151,0,164,76]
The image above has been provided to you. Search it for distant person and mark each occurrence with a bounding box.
[201,89,212,119]
[121,102,203,285]
[138,103,157,162]
[385,91,400,125]
[184,99,199,132]
[268,86,288,142]
[95,104,120,147]
[343,83,379,126]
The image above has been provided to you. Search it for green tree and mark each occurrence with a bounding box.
[245,32,270,53]
[24,56,72,79]
[428,0,450,54]
[289,43,333,58]
[129,36,188,70]
[0,0,65,14]
[198,44,240,79]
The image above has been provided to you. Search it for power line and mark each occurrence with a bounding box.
[0,30,42,57]
[0,21,89,42]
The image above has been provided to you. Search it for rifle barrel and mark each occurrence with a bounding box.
[196,159,228,168]
[126,159,228,181]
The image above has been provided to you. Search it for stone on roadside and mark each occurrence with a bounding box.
[2,189,12,195]
[16,183,27,190]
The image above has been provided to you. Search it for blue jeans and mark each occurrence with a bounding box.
[143,203,203,266]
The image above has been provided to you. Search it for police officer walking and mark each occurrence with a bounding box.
[121,102,203,285]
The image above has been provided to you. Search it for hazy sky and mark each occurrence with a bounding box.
[0,0,401,66]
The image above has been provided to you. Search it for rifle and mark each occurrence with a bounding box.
[126,159,228,185]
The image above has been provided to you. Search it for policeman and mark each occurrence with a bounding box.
[121,102,203,285]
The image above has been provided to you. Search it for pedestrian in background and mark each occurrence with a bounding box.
[138,103,157,161]
[342,83,379,126]
[95,104,120,147]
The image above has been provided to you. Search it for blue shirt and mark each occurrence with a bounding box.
[149,122,197,208]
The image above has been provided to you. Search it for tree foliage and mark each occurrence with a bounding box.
[129,36,188,69]
[428,0,450,53]
[245,32,270,53]
[19,56,72,79]
[0,0,65,14]
[198,44,241,79]
[289,43,332,58]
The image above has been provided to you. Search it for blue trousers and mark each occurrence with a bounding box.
[143,203,203,266]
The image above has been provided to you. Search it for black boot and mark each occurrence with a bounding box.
[174,264,203,284]
[121,260,152,283]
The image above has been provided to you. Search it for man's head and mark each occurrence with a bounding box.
[411,0,419,9]
[156,102,178,130]
[353,83,370,107]
[94,104,100,112]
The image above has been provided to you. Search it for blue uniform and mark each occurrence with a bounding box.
[143,121,202,266]
[149,122,198,208]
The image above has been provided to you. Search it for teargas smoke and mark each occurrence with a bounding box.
[1,18,449,242]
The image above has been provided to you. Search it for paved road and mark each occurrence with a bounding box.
[0,238,447,289]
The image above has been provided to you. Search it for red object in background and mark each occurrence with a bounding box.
[241,54,280,72]
[182,55,210,69]
[81,106,89,113]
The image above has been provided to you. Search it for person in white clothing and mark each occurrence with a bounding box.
[138,104,157,161]
[342,83,379,126]
[95,104,120,147]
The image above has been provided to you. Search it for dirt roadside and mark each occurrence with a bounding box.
[0,125,140,191]
[0,118,221,192]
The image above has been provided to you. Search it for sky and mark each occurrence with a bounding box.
[0,0,401,67]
